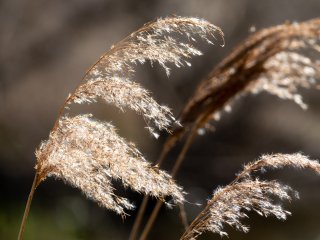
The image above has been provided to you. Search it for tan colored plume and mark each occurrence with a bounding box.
[34,16,223,215]
[70,16,224,136]
[36,115,185,214]
[166,18,320,145]
[181,153,320,239]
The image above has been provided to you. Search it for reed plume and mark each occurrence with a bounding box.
[179,18,320,132]
[71,16,224,136]
[181,153,320,239]
[34,16,222,214]
[156,18,320,151]
[18,16,223,240]
[35,114,185,214]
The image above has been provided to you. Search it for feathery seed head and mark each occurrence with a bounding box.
[36,115,185,215]
[181,153,320,239]
[70,16,223,136]
[179,18,320,132]
[34,16,223,215]
[236,153,320,181]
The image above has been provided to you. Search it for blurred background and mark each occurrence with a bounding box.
[0,0,320,239]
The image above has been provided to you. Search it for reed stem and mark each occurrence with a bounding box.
[139,123,199,240]
[18,173,39,240]
[129,137,177,240]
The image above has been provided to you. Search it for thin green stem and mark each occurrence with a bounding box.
[18,173,39,240]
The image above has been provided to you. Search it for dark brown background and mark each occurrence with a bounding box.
[0,0,319,239]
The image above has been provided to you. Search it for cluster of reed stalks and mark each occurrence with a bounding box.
[18,16,320,240]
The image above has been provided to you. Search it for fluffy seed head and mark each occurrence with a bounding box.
[181,153,320,239]
[179,18,320,131]
[34,16,223,215]
[36,115,185,215]
[70,16,223,136]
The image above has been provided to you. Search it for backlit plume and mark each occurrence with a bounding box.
[181,153,320,239]
[36,115,184,215]
[71,16,224,135]
[179,18,320,132]
[34,16,223,214]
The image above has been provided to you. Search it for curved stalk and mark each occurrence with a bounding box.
[139,122,199,240]
[18,173,40,240]
[129,135,180,240]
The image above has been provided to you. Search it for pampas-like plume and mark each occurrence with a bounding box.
[32,16,223,214]
[19,16,223,240]
[36,115,185,215]
[179,18,320,134]
[70,16,224,136]
[181,153,320,239]
[236,153,320,181]
[147,19,320,183]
